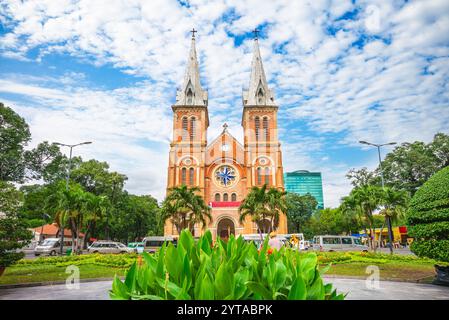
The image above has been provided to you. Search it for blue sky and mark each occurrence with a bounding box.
[1,0,448,206]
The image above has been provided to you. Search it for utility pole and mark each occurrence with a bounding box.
[54,141,92,255]
[359,140,396,254]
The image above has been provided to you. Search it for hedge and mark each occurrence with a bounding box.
[406,166,449,262]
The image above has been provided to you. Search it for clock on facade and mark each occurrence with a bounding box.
[214,165,237,187]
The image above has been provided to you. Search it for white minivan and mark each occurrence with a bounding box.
[34,238,72,256]
[312,235,369,252]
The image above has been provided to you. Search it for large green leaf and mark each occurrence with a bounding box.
[273,260,287,291]
[110,275,130,300]
[287,275,307,300]
[198,274,215,300]
[214,263,233,299]
[124,262,137,293]
[165,243,181,282]
[246,281,272,300]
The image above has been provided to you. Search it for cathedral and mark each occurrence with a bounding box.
[164,31,287,240]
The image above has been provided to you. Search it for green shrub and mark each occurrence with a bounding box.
[406,166,449,263]
[16,253,137,268]
[109,230,344,300]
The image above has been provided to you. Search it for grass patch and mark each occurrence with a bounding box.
[0,264,126,285]
[0,251,441,286]
[326,262,436,283]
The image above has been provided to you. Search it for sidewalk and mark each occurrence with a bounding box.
[1,277,448,300]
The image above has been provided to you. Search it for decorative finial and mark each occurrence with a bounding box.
[190,28,197,39]
[222,123,228,132]
[253,28,259,40]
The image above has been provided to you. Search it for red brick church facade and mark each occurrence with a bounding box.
[164,33,287,240]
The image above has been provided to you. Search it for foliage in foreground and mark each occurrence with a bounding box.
[407,166,449,263]
[109,230,344,300]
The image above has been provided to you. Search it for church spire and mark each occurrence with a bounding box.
[175,29,208,107]
[243,32,276,107]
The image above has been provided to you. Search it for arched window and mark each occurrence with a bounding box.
[223,193,229,202]
[257,88,264,104]
[182,117,188,140]
[181,167,187,185]
[231,193,237,201]
[263,116,269,141]
[257,167,263,185]
[215,193,221,202]
[264,167,270,186]
[255,116,260,141]
[186,88,193,105]
[190,117,196,140]
[189,167,194,185]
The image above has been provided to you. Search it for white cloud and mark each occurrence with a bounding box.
[1,0,448,206]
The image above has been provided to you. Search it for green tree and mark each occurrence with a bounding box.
[0,102,31,182]
[341,185,384,251]
[161,185,211,236]
[70,159,127,196]
[406,166,449,262]
[239,185,286,237]
[266,187,287,231]
[381,133,449,195]
[285,193,317,234]
[24,141,65,181]
[346,167,380,187]
[19,184,56,227]
[377,187,409,247]
[45,181,88,253]
[0,181,32,273]
[82,193,109,248]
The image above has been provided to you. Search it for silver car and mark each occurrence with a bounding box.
[87,241,133,254]
[34,238,71,256]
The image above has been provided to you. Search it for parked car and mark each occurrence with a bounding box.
[311,235,369,252]
[34,238,72,256]
[128,242,145,254]
[87,241,133,254]
[142,236,177,253]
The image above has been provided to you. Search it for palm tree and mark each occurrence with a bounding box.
[239,185,286,239]
[161,185,211,236]
[266,187,287,231]
[46,182,87,254]
[377,187,409,248]
[82,193,109,249]
[342,185,383,251]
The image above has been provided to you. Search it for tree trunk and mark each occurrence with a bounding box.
[378,218,386,249]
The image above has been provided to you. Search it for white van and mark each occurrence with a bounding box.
[311,235,369,252]
[142,236,177,253]
[242,234,288,249]
[34,238,72,256]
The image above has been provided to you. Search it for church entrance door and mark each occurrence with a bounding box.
[217,218,235,241]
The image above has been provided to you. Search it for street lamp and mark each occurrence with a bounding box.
[359,140,396,254]
[54,141,92,255]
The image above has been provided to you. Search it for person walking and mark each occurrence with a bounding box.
[268,231,283,251]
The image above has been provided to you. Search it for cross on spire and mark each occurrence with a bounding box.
[190,28,197,39]
[222,123,228,132]
[253,28,259,40]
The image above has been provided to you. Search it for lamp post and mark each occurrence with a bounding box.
[54,141,92,255]
[359,140,396,254]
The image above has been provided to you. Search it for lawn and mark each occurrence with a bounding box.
[0,253,134,286]
[0,251,441,286]
[0,264,126,285]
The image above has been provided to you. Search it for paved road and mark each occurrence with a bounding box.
[1,277,448,300]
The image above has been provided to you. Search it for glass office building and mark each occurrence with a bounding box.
[284,170,324,209]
